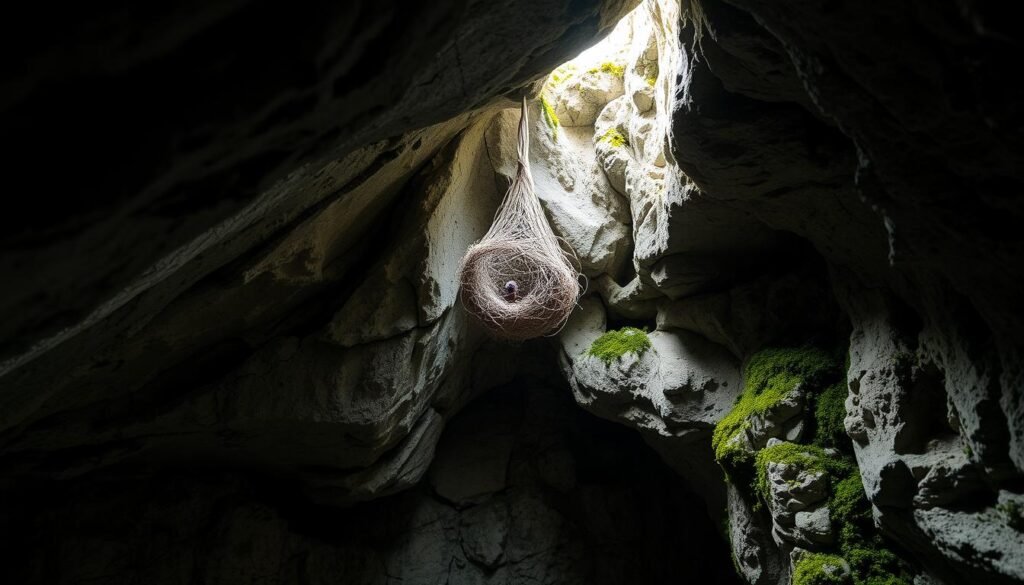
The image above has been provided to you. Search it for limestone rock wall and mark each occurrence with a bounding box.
[0,0,639,487]
[2,0,1023,583]
[0,0,643,361]
[1,377,740,585]
[553,0,1024,584]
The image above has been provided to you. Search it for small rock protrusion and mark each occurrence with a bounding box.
[795,505,834,545]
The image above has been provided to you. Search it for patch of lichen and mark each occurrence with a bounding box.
[599,127,629,148]
[587,327,651,365]
[588,61,625,78]
[712,347,838,472]
[540,95,559,138]
[794,552,850,585]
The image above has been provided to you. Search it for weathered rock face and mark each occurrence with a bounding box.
[0,0,639,481]
[2,0,1023,583]
[662,1,1023,583]
[1,378,740,585]
[0,0,642,363]
[555,0,1024,583]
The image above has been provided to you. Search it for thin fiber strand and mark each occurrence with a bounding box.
[458,97,581,340]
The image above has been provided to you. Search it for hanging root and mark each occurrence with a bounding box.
[457,97,581,340]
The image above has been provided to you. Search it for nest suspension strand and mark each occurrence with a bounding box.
[458,97,582,340]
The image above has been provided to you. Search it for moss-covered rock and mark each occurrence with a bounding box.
[598,127,629,148]
[830,470,870,546]
[588,61,625,78]
[586,327,651,365]
[540,94,560,138]
[829,470,912,585]
[713,345,913,585]
[793,552,851,585]
[712,347,838,471]
[755,442,848,502]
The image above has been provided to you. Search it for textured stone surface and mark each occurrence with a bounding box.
[728,483,785,585]
[764,455,828,531]
[0,0,642,465]
[487,105,633,279]
[557,296,742,513]
[0,381,741,585]
[2,0,1023,583]
[794,505,833,545]
[559,297,742,441]
[0,117,509,499]
[0,0,643,360]
[553,68,626,127]
[659,0,1024,582]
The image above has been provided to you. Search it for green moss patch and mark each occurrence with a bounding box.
[548,63,577,86]
[814,381,849,450]
[540,94,560,139]
[745,347,837,394]
[711,343,912,585]
[845,546,909,585]
[756,443,835,501]
[828,469,912,585]
[712,347,838,471]
[599,127,629,148]
[587,327,651,365]
[794,553,850,585]
[831,469,870,546]
[587,61,625,78]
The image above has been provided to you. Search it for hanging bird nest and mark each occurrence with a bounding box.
[458,97,582,340]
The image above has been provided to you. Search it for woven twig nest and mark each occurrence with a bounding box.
[458,97,581,340]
